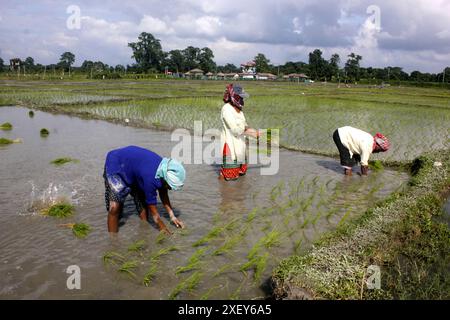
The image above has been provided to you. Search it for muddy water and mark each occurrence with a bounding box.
[0,106,408,299]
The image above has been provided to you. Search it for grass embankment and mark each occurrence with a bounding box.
[272,149,450,299]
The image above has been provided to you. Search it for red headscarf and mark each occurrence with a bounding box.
[223,84,244,109]
[373,133,390,152]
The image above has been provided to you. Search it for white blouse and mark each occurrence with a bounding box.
[221,103,248,163]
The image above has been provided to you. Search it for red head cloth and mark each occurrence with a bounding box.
[373,133,390,152]
[223,83,248,109]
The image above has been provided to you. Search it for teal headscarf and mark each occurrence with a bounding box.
[155,158,186,191]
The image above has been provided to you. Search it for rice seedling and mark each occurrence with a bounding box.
[337,209,352,228]
[213,263,235,277]
[28,110,34,117]
[142,264,158,286]
[325,208,340,221]
[0,122,12,130]
[41,202,74,218]
[156,231,167,244]
[128,239,146,253]
[175,247,207,275]
[294,239,303,254]
[262,229,282,249]
[50,157,78,166]
[40,128,50,136]
[0,137,13,145]
[213,233,243,256]
[117,260,139,279]
[102,251,126,266]
[311,210,323,226]
[149,245,178,262]
[168,271,203,299]
[185,271,203,293]
[193,226,224,247]
[245,208,259,223]
[253,253,269,283]
[229,283,243,300]
[200,286,220,300]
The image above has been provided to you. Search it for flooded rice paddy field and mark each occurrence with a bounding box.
[1,80,449,162]
[0,106,408,299]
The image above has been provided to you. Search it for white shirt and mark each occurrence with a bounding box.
[338,126,374,166]
[221,103,247,163]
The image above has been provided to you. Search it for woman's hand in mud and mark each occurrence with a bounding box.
[171,217,185,229]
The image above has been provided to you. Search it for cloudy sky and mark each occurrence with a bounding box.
[1,0,449,72]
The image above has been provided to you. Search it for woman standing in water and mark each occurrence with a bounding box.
[220,84,260,181]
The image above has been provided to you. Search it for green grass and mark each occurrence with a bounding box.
[42,202,74,218]
[0,122,12,130]
[50,157,78,166]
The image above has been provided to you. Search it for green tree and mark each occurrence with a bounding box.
[182,46,201,71]
[328,53,340,81]
[254,53,271,73]
[128,32,164,72]
[198,47,216,73]
[115,64,125,73]
[24,57,35,72]
[217,63,240,73]
[58,52,75,71]
[344,53,362,82]
[167,49,185,73]
[0,57,4,72]
[308,49,327,80]
[80,60,94,72]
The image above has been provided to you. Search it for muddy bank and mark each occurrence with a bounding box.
[272,150,450,300]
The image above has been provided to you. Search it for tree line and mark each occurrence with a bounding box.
[1,31,449,83]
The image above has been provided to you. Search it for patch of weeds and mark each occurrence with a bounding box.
[41,202,74,218]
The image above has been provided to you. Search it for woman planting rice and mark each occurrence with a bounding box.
[332,126,390,176]
[220,84,260,181]
[104,146,186,234]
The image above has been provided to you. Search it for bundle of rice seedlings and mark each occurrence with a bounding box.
[369,160,384,171]
[149,245,178,262]
[40,128,50,136]
[128,240,146,253]
[41,202,74,218]
[102,251,126,266]
[72,223,91,238]
[0,122,13,130]
[50,157,78,166]
[193,226,224,247]
[118,260,139,279]
[175,248,207,274]
[142,264,158,286]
